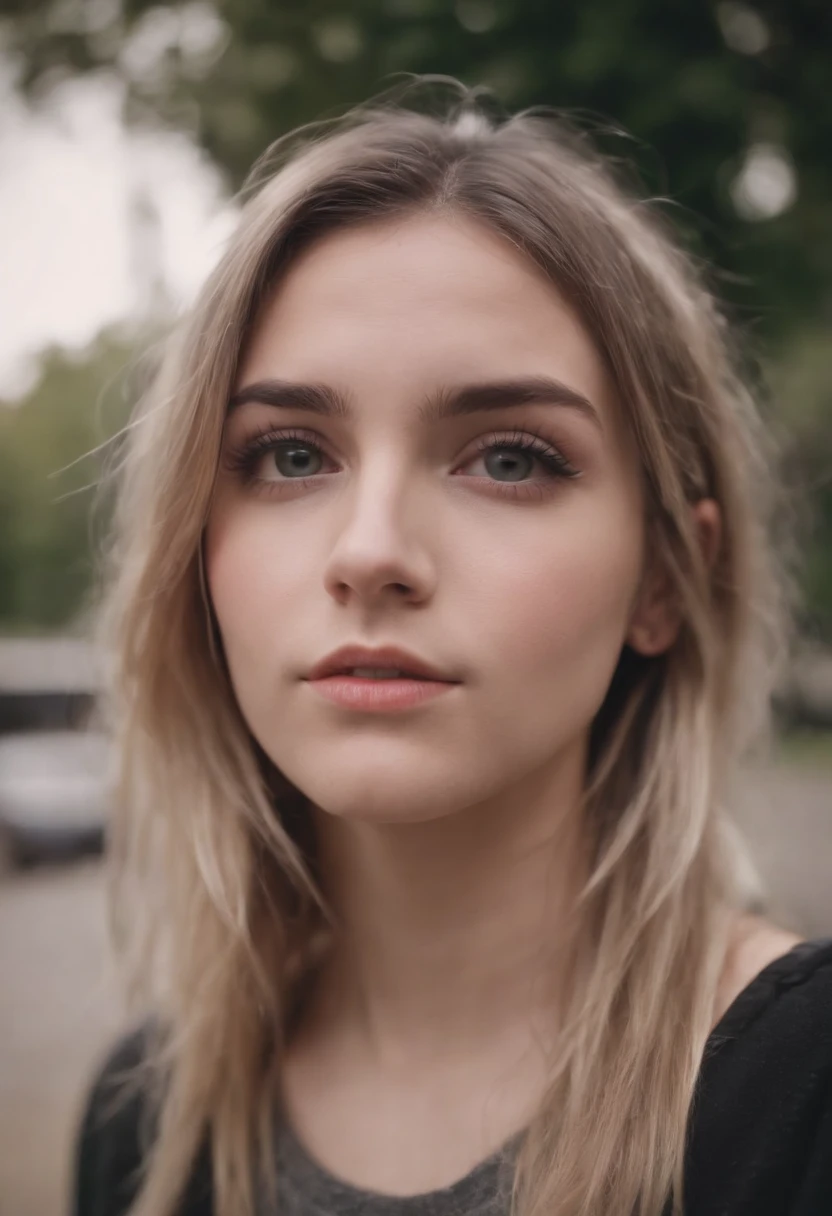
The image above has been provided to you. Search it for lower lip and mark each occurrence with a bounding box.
[305,676,458,712]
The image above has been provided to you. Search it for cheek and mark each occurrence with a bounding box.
[204,506,303,678]
[470,505,643,717]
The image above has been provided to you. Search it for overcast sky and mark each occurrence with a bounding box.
[0,63,237,401]
[0,13,796,405]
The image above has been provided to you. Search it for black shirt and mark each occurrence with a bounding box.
[70,938,832,1216]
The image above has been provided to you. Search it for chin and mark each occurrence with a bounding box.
[275,764,476,828]
[318,801,459,827]
[310,785,465,826]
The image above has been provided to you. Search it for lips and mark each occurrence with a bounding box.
[305,644,458,683]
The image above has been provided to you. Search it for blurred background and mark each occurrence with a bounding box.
[0,2,830,1214]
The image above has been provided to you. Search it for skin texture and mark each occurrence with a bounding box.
[204,214,798,1194]
[208,212,677,828]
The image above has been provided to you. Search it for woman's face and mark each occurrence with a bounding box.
[205,213,654,825]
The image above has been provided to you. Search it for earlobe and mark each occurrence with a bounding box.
[626,595,681,657]
[625,547,681,656]
[626,498,722,657]
[694,498,722,572]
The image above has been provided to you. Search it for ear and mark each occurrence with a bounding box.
[626,498,722,656]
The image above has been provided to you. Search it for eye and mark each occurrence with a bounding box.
[223,426,580,498]
[462,431,579,491]
[257,438,326,481]
[224,429,333,485]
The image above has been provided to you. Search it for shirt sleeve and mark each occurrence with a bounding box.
[68,1024,154,1216]
[791,1077,832,1214]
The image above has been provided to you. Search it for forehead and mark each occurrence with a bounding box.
[237,213,622,438]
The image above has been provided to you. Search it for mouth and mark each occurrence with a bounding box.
[324,668,440,681]
[305,645,460,684]
[304,670,459,712]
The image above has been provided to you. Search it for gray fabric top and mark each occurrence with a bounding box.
[73,940,832,1216]
[260,1119,518,1216]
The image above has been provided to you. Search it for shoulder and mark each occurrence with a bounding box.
[685,937,832,1212]
[684,937,832,1213]
[707,933,832,1058]
[70,1020,161,1216]
[71,1020,215,1216]
[711,915,804,1028]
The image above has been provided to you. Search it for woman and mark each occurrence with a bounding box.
[72,82,832,1216]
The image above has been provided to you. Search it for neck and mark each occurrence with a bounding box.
[306,737,590,1061]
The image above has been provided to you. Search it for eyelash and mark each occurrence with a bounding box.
[223,426,580,500]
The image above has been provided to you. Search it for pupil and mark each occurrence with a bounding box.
[271,444,532,481]
[487,449,528,482]
[276,443,319,476]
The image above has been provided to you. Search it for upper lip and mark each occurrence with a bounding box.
[305,645,459,682]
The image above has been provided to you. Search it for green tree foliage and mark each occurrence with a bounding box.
[2,0,831,346]
[767,327,832,641]
[1,0,830,636]
[0,334,135,631]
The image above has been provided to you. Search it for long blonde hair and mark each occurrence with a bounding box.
[97,79,792,1216]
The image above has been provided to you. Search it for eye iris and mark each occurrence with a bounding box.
[249,437,563,484]
[486,448,533,482]
[274,442,320,477]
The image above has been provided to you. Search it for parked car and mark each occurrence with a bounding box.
[0,731,107,871]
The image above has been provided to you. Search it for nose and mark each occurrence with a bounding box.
[321,460,436,608]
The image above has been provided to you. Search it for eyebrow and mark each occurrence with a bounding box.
[227,375,602,430]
